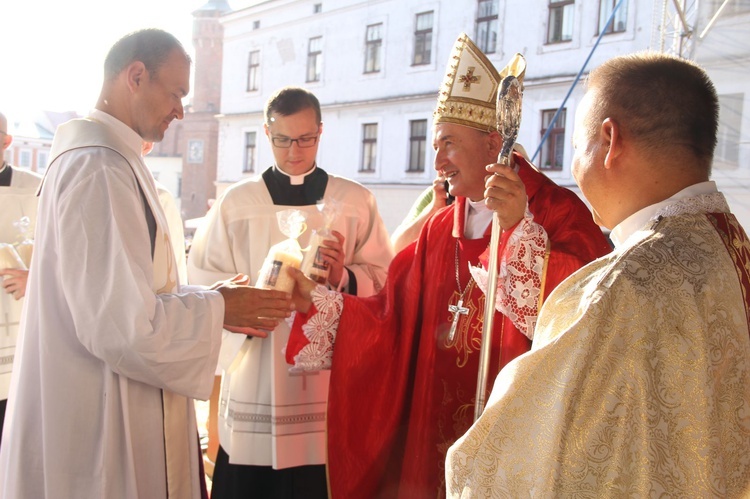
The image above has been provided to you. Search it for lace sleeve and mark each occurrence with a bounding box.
[470,210,548,340]
[289,285,344,372]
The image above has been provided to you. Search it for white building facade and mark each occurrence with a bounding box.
[215,0,750,232]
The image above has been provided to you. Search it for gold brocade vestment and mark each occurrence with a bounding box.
[448,195,750,498]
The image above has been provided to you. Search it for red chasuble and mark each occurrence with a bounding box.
[288,156,612,498]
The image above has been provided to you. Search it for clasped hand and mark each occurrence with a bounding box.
[214,274,294,338]
[0,269,29,301]
[484,156,528,231]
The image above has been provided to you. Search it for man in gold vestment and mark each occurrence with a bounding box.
[447,52,750,497]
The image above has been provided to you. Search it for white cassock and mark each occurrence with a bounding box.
[188,170,393,469]
[0,166,42,401]
[0,110,224,499]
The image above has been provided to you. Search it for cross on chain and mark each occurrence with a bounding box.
[459,67,480,91]
[447,298,469,342]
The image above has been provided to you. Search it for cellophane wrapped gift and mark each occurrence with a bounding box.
[0,243,26,271]
[300,198,341,285]
[13,216,34,268]
[255,209,307,294]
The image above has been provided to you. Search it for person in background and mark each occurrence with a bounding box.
[284,33,612,498]
[0,29,293,499]
[447,51,750,497]
[0,111,43,447]
[188,86,393,499]
[390,176,450,253]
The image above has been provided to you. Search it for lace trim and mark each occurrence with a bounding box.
[653,192,729,220]
[290,285,342,372]
[470,209,548,340]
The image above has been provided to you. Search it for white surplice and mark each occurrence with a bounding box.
[0,111,224,499]
[0,166,42,400]
[188,172,393,469]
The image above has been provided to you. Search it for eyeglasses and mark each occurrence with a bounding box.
[271,134,319,148]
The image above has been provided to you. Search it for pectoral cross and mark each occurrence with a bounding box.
[447,298,469,342]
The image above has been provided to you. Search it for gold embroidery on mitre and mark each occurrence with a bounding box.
[433,33,501,132]
[433,33,527,133]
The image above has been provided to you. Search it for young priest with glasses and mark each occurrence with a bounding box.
[188,86,394,499]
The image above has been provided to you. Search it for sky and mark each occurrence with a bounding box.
[0,0,252,126]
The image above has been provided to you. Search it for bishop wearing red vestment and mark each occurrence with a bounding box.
[286,33,612,498]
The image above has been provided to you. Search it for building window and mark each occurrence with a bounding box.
[19,149,31,167]
[188,140,204,164]
[313,3,322,13]
[307,36,322,82]
[37,151,48,173]
[247,51,260,92]
[360,123,378,172]
[715,93,742,169]
[364,23,383,74]
[547,0,574,43]
[540,109,566,171]
[244,132,257,173]
[598,0,627,34]
[475,0,499,54]
[413,11,433,65]
[408,119,427,172]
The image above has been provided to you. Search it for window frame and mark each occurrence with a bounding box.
[364,23,383,74]
[598,0,628,35]
[306,36,323,83]
[243,131,257,174]
[412,11,434,66]
[360,123,378,173]
[547,0,575,44]
[246,50,260,92]
[407,119,428,172]
[475,0,499,54]
[539,108,567,171]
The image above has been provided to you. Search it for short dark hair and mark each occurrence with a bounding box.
[586,51,719,172]
[264,87,322,125]
[104,28,191,80]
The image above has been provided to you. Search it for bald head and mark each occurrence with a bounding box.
[97,29,191,143]
[104,28,191,81]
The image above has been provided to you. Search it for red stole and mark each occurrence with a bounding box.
[708,212,750,327]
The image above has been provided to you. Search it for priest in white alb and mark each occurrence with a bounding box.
[0,29,294,499]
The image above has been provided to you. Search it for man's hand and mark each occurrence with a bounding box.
[318,230,346,288]
[213,274,293,338]
[484,159,528,231]
[0,269,30,301]
[287,267,317,315]
[430,176,450,210]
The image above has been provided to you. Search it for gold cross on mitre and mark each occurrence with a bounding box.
[459,67,480,91]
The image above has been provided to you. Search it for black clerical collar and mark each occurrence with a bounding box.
[262,165,329,206]
[0,162,12,187]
